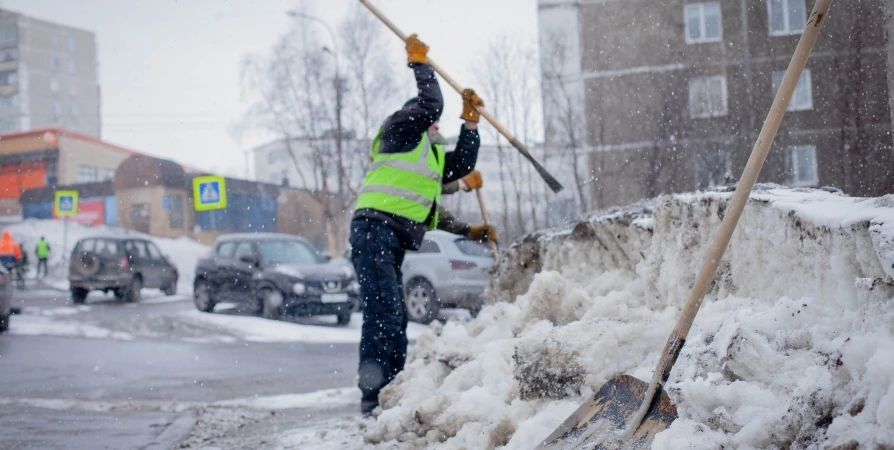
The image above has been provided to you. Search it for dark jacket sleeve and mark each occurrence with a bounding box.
[442,125,480,183]
[436,205,471,236]
[441,180,460,195]
[379,64,444,154]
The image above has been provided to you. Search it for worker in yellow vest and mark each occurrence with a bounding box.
[350,34,493,415]
[35,236,51,278]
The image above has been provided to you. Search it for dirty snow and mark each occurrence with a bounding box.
[363,186,894,449]
[6,219,208,293]
[8,314,135,341]
[181,311,431,344]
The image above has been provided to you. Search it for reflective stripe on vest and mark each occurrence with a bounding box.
[355,131,446,229]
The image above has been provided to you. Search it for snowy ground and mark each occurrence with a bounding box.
[355,186,894,449]
[5,219,209,293]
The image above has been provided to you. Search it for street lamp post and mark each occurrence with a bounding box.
[286,10,346,198]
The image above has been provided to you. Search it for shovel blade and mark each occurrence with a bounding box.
[537,375,678,450]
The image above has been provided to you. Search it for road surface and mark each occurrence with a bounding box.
[0,287,367,449]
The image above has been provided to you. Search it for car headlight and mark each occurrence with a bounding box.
[292,283,307,295]
[348,280,360,294]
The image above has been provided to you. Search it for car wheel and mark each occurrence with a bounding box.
[261,288,283,320]
[124,276,142,303]
[336,311,351,326]
[71,288,89,305]
[0,313,9,333]
[162,280,177,296]
[405,279,438,324]
[193,278,215,313]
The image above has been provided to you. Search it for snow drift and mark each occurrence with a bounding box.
[366,185,894,450]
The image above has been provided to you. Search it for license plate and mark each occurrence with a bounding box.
[321,293,349,303]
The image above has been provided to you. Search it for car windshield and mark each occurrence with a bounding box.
[454,238,492,258]
[257,240,320,265]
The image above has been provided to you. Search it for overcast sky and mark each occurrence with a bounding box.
[2,0,540,177]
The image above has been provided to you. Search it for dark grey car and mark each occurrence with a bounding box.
[193,233,359,325]
[68,236,179,304]
[0,264,12,333]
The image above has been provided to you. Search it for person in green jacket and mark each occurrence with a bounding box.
[35,236,50,278]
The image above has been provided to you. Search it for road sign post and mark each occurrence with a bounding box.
[54,190,79,261]
[192,176,227,233]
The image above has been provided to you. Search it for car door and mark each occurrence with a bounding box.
[211,241,236,299]
[144,241,172,288]
[125,240,158,287]
[231,241,259,300]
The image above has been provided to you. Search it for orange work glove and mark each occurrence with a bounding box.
[405,34,429,65]
[462,170,483,190]
[468,224,497,242]
[460,89,484,122]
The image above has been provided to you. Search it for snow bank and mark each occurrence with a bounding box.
[367,186,894,449]
[4,219,208,293]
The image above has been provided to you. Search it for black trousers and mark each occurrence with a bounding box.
[37,258,48,277]
[349,217,408,403]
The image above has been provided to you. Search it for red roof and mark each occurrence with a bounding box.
[0,127,205,173]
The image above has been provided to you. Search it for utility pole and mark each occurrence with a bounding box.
[286,10,346,199]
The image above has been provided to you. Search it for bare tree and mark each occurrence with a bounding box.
[541,30,589,212]
[473,34,544,241]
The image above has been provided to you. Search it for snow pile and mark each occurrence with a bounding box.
[5,219,208,292]
[366,186,894,449]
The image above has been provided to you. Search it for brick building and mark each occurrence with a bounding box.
[539,0,892,211]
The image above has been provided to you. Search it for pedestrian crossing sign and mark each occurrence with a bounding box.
[54,190,79,217]
[193,175,227,211]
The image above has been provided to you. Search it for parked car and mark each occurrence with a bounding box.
[343,231,494,323]
[400,231,494,323]
[193,233,359,325]
[0,264,12,333]
[69,236,179,304]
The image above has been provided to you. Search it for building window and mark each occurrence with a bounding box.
[50,78,59,92]
[70,104,79,116]
[0,119,17,133]
[0,94,17,108]
[69,81,78,97]
[53,102,62,117]
[772,69,812,111]
[0,26,17,44]
[785,145,818,186]
[0,71,17,86]
[689,75,728,118]
[67,37,76,51]
[694,152,732,190]
[685,2,722,44]
[165,195,184,229]
[768,0,806,36]
[102,169,115,181]
[51,34,60,47]
[0,47,18,63]
[51,55,61,70]
[77,165,98,183]
[68,60,75,74]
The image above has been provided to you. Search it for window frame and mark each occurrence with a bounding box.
[785,145,819,187]
[76,165,98,183]
[688,75,729,119]
[684,2,723,44]
[767,0,807,36]
[772,69,813,111]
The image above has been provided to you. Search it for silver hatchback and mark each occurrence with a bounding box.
[401,230,494,323]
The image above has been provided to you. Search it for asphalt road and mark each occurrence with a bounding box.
[0,288,361,449]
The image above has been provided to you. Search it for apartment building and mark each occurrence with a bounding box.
[539,0,892,210]
[0,9,101,137]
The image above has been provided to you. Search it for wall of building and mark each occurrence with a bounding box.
[540,0,893,211]
[56,134,131,184]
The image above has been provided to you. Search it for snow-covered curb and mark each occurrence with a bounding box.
[366,186,894,449]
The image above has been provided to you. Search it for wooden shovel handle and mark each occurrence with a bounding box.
[628,0,834,437]
[475,188,499,260]
[358,0,564,193]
